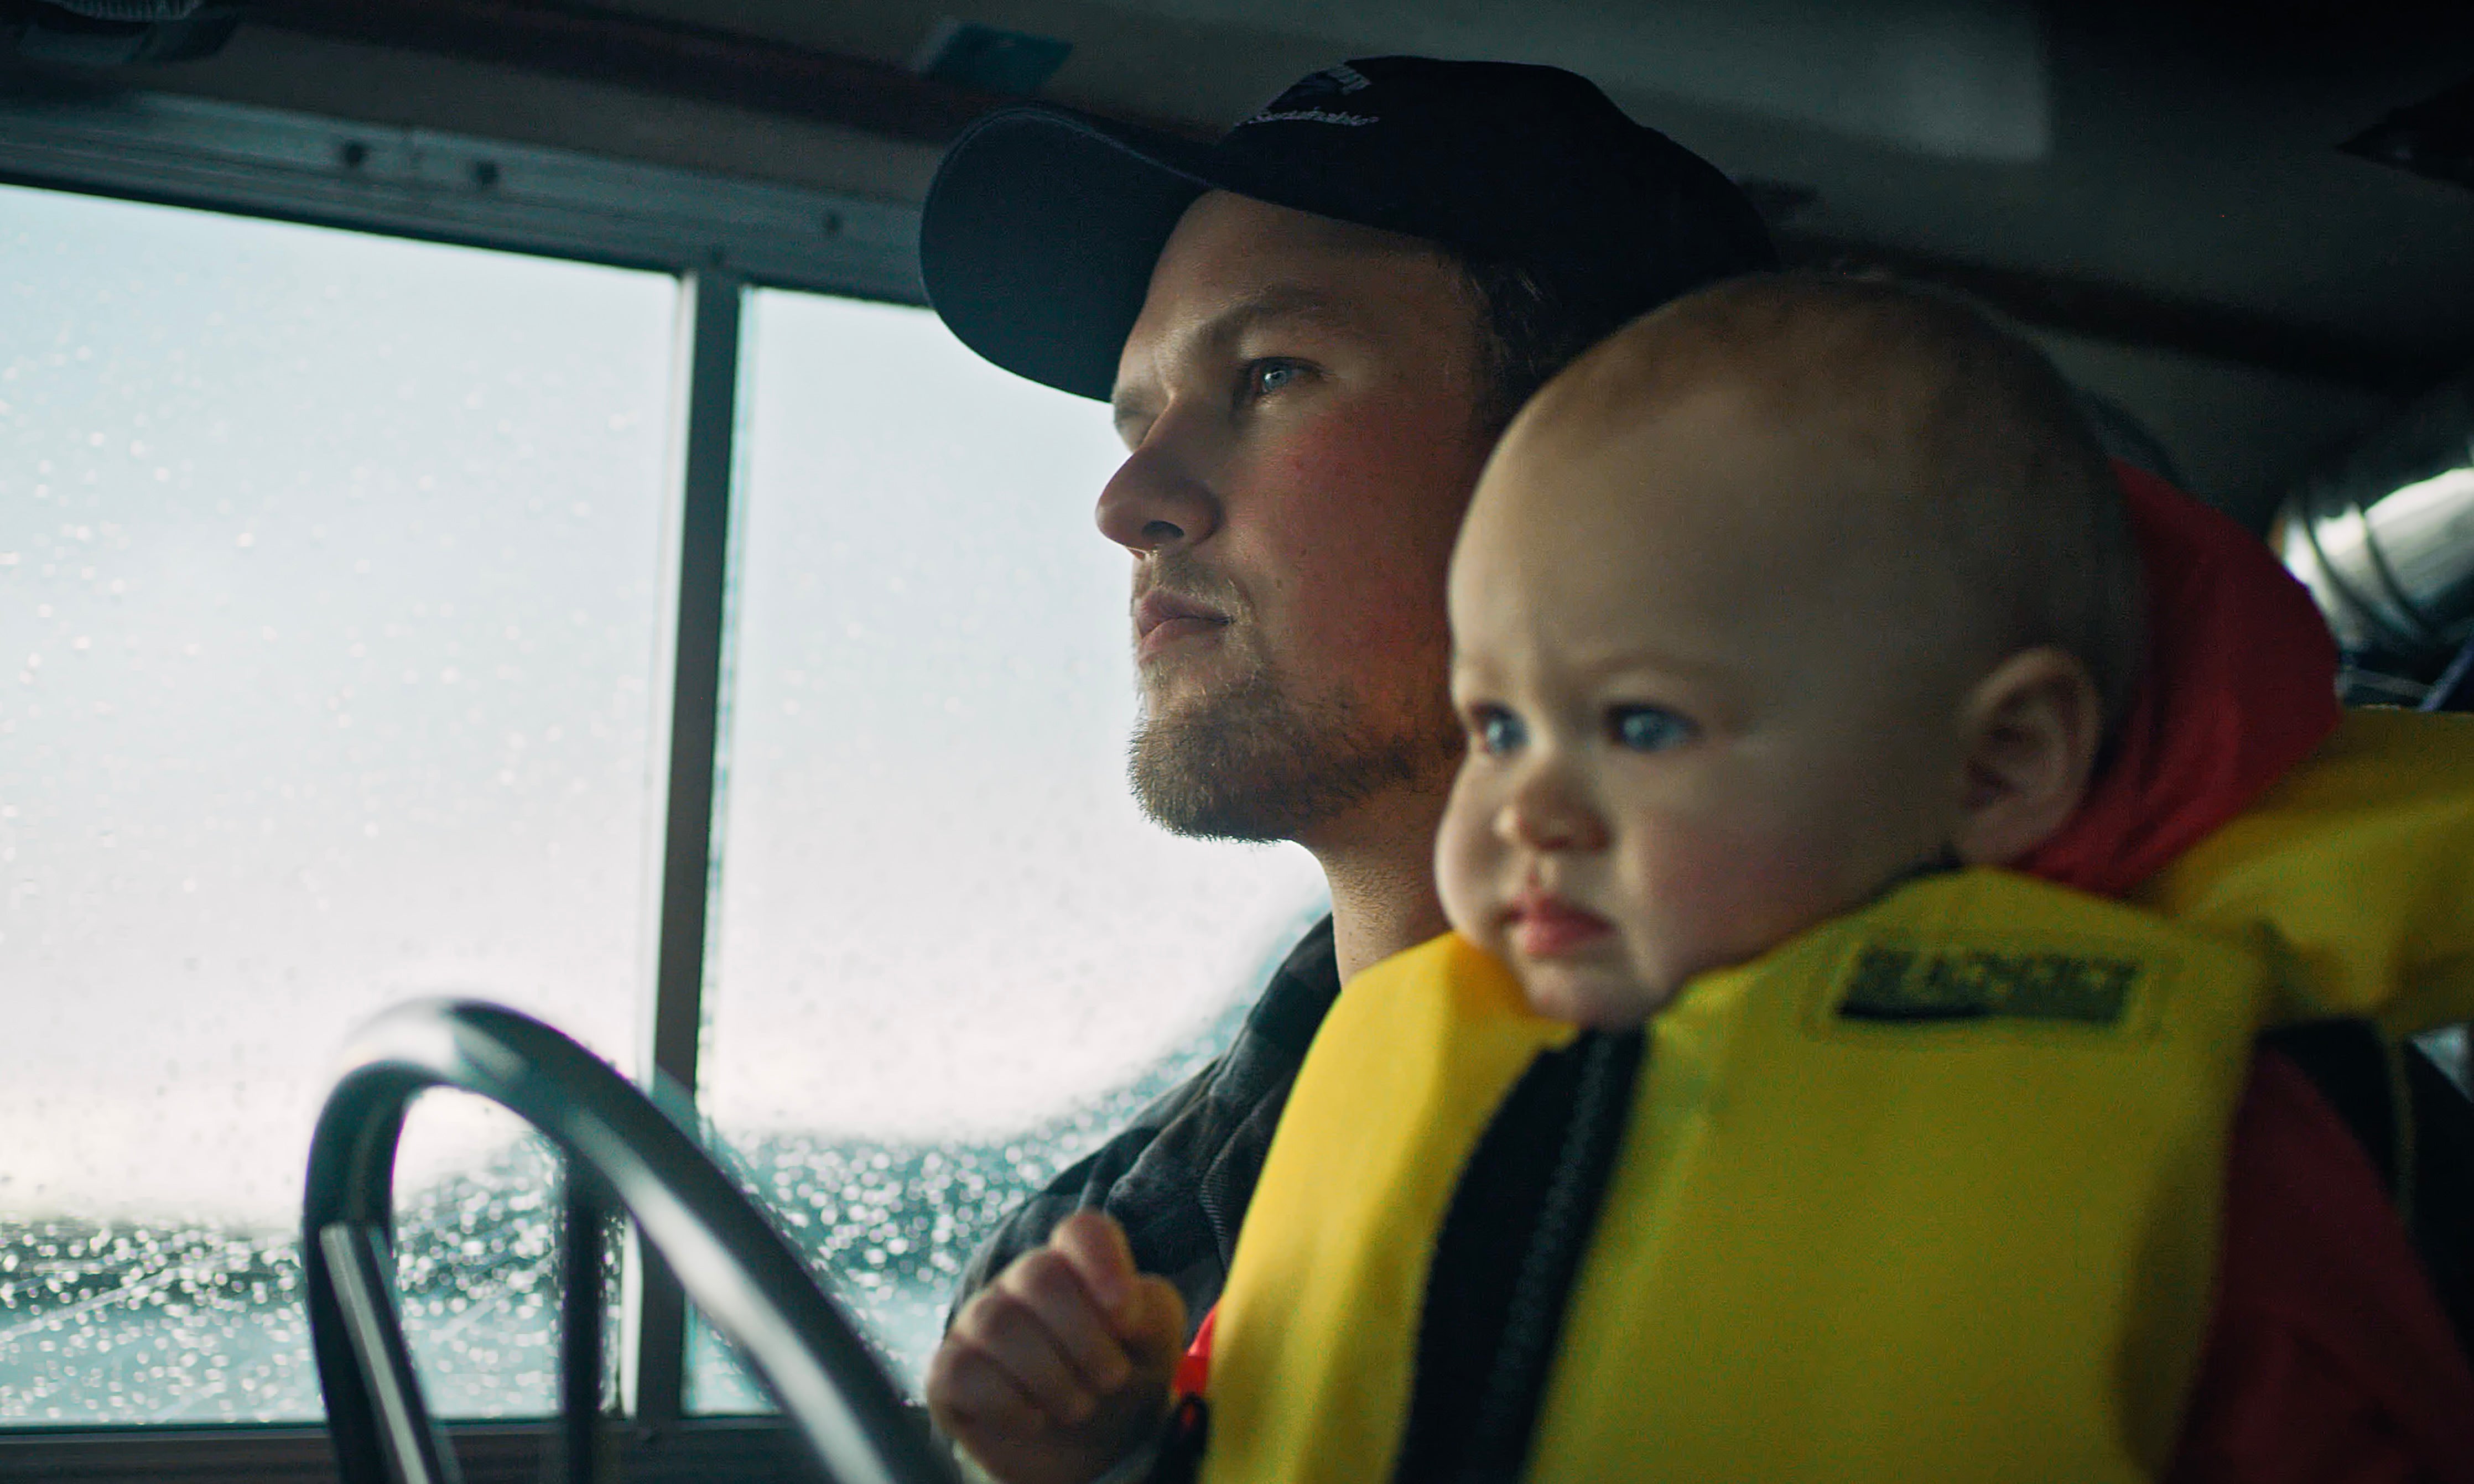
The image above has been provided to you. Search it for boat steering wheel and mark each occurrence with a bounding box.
[301,998,957,1484]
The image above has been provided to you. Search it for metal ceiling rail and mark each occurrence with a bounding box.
[242,0,1004,147]
[0,82,925,302]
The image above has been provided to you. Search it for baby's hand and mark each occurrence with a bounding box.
[927,1210,1189,1484]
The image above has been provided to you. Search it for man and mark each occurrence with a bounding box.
[917,55,2471,1483]
[919,47,1771,1320]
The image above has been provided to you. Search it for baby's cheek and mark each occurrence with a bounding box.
[1433,770,1504,949]
[1629,816,1847,970]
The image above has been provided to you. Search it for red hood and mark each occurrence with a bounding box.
[2016,463,2341,898]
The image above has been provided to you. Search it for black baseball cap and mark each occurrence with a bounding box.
[919,56,1779,402]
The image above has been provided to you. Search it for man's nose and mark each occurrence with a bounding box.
[1096,422,1220,555]
[1499,763,1608,852]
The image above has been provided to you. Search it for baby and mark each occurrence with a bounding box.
[1436,270,2138,1029]
[928,273,2150,1483]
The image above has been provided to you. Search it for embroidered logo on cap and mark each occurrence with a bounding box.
[1242,63,1380,128]
[1240,107,1378,127]
[1311,63,1371,94]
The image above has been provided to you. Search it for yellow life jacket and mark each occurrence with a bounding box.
[2135,706,2474,1038]
[1203,708,2474,1484]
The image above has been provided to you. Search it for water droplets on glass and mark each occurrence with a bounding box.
[0,184,671,1424]
[689,293,1327,1403]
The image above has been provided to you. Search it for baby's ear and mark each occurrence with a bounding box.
[1951,647,2104,867]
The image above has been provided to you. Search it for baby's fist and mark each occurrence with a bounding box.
[927,1211,1188,1484]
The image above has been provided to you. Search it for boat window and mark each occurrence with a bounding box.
[0,184,1325,1430]
[0,181,674,1424]
[688,291,1323,1401]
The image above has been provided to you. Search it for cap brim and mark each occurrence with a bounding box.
[921,106,1230,402]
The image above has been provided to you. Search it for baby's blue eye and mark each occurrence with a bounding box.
[1611,706,1694,752]
[1474,708,1527,756]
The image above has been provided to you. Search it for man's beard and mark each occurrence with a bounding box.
[1127,650,1461,845]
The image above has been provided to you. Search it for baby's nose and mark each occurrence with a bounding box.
[1500,771,1608,851]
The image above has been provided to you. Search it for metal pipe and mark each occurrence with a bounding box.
[2278,375,2474,663]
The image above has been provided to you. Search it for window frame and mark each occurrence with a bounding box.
[0,82,930,1470]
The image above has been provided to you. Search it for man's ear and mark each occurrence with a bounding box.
[1951,647,2106,867]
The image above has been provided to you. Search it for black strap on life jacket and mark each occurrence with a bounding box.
[2258,1019,2474,1361]
[1391,1029,1646,1484]
[2407,1042,2474,1360]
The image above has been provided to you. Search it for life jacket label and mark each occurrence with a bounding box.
[1836,944,2144,1025]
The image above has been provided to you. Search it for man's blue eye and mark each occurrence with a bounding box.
[1252,362,1300,395]
[1612,706,1693,752]
[1477,709,1526,756]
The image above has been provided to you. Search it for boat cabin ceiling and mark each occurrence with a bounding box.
[3,3,2474,1477]
[13,0,2474,522]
